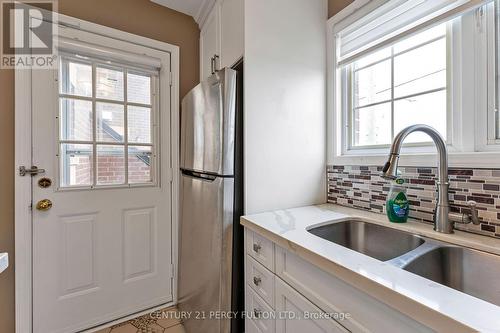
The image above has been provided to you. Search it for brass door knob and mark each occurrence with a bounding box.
[36,199,52,211]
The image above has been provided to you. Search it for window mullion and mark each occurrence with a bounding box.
[124,69,129,185]
[348,67,354,150]
[92,62,97,188]
[391,47,395,140]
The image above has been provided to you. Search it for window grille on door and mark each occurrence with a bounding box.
[58,54,159,189]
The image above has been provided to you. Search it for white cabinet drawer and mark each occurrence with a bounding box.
[275,277,349,333]
[246,254,275,307]
[246,286,275,333]
[275,246,434,333]
[246,317,263,333]
[246,229,275,272]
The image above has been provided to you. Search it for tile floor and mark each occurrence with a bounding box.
[95,307,185,333]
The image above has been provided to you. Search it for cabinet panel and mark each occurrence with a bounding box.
[220,0,244,68]
[275,278,349,333]
[247,317,263,333]
[200,7,220,80]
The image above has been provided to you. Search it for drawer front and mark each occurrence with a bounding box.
[275,277,349,333]
[275,246,434,333]
[246,254,275,307]
[246,286,275,333]
[246,229,275,272]
[246,317,263,333]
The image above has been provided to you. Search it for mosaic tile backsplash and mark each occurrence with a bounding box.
[327,165,500,238]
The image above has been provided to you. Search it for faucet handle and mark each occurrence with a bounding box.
[466,200,480,225]
[449,200,480,226]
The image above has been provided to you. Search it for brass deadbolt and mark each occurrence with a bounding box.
[36,199,52,211]
[38,177,52,188]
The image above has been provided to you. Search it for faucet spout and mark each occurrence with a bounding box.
[382,124,452,234]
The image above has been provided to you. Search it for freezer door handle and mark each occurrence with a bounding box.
[181,169,217,181]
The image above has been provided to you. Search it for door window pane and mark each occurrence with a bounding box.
[97,145,125,185]
[60,144,93,187]
[353,103,392,146]
[394,90,447,143]
[60,98,93,141]
[128,73,151,105]
[128,106,151,144]
[96,67,124,101]
[128,146,152,184]
[354,59,391,107]
[96,103,124,143]
[60,59,92,97]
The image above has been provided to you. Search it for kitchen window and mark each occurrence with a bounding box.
[58,55,159,188]
[348,24,448,148]
[329,0,500,167]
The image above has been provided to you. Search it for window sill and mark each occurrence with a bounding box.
[329,151,500,168]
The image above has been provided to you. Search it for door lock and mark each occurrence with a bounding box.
[36,199,52,211]
[19,165,45,176]
[38,177,52,188]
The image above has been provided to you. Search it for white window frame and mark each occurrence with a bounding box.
[328,0,500,168]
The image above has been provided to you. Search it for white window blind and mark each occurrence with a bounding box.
[57,37,162,71]
[335,0,492,66]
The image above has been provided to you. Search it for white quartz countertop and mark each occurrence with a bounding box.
[0,253,8,274]
[241,204,500,333]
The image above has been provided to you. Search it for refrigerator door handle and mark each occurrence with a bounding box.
[181,169,217,181]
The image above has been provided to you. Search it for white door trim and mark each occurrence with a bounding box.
[15,12,180,333]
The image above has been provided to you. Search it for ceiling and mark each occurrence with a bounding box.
[151,0,216,27]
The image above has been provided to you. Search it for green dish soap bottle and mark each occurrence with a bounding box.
[386,178,409,223]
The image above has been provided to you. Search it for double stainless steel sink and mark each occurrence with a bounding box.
[308,220,425,261]
[308,219,500,307]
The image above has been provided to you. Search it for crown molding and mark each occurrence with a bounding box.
[195,0,217,28]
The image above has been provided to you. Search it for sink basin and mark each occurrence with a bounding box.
[403,246,500,306]
[308,220,425,261]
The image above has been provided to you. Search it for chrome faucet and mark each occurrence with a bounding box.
[381,124,478,234]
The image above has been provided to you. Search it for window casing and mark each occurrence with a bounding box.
[58,54,159,189]
[328,0,500,167]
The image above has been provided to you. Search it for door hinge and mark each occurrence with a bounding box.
[475,7,485,32]
[170,264,175,278]
[19,165,45,176]
[169,72,173,87]
[169,168,174,183]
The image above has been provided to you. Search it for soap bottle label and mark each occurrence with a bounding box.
[392,192,409,218]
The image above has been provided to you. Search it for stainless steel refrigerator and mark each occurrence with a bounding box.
[179,66,244,333]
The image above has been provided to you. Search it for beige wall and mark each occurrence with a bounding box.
[59,0,200,98]
[0,0,199,330]
[328,0,353,18]
[0,65,15,333]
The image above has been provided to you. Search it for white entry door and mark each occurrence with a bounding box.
[30,28,174,333]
